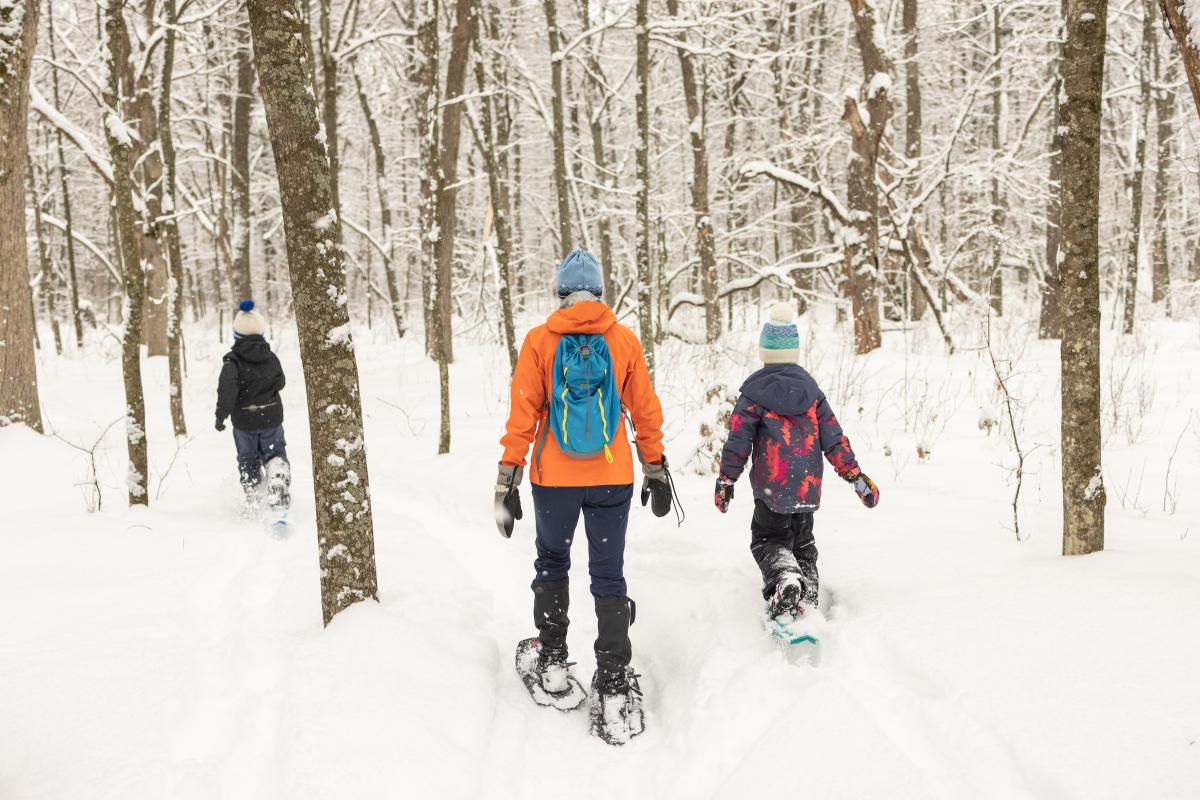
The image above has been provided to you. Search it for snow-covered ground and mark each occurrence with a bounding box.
[3,309,1199,799]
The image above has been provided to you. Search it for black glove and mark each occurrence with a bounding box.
[714,476,735,513]
[640,456,673,518]
[215,416,226,432]
[494,464,523,538]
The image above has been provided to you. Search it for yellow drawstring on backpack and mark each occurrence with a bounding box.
[598,389,613,463]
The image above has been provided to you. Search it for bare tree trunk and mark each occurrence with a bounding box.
[473,19,517,372]
[577,0,615,303]
[635,0,655,380]
[1150,6,1175,314]
[246,0,379,625]
[989,3,1005,316]
[103,0,150,505]
[318,0,342,253]
[902,0,928,321]
[434,0,475,368]
[1158,0,1200,122]
[1040,0,1067,340]
[842,0,888,355]
[667,0,720,343]
[415,0,438,355]
[1060,0,1107,556]
[27,154,63,356]
[542,0,573,256]
[352,66,405,338]
[230,23,255,302]
[160,0,187,436]
[1123,1,1153,336]
[47,5,84,349]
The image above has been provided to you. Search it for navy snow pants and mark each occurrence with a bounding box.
[531,483,633,597]
[232,425,288,487]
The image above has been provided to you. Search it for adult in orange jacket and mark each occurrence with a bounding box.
[494,249,671,740]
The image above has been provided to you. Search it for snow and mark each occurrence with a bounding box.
[105,112,135,148]
[2,313,1199,798]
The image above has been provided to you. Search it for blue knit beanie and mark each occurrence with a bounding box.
[556,249,604,298]
[760,302,800,364]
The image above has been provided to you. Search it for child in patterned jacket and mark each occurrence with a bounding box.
[715,303,880,619]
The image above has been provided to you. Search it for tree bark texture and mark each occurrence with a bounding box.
[246,0,379,624]
[104,0,150,504]
[1059,0,1107,556]
[1158,0,1200,123]
[0,0,43,431]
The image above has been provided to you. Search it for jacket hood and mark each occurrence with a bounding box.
[227,335,273,365]
[738,364,820,416]
[547,300,617,335]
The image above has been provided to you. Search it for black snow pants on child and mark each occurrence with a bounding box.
[233,425,288,488]
[750,499,819,607]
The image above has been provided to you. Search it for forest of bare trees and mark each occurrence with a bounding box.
[5,0,1200,620]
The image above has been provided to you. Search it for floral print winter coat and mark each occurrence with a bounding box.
[719,364,860,514]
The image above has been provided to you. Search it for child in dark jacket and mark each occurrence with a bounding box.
[216,300,290,513]
[715,303,879,619]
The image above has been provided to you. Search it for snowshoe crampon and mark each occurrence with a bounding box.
[515,638,587,712]
[589,668,645,746]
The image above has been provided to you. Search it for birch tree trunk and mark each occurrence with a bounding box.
[1122,2,1153,336]
[667,0,720,343]
[103,0,150,505]
[1060,0,1107,556]
[246,0,379,625]
[635,0,655,381]
[160,0,187,436]
[542,0,573,256]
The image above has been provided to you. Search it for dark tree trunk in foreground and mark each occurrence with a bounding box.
[1059,0,1107,556]
[103,0,150,505]
[542,0,573,256]
[1,0,43,431]
[160,0,188,436]
[247,0,379,624]
[635,0,655,381]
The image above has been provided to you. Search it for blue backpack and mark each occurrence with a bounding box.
[549,334,622,462]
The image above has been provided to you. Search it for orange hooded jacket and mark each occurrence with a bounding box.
[500,300,664,487]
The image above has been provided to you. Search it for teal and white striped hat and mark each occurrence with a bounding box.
[759,302,799,364]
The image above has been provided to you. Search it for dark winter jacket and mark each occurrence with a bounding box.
[216,335,286,431]
[719,364,860,514]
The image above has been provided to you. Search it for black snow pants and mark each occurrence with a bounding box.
[750,500,819,607]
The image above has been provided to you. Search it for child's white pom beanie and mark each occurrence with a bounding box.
[233,299,266,338]
[759,302,800,364]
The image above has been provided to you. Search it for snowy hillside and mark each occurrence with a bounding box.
[3,312,1198,799]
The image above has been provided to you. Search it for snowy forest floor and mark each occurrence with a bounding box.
[3,308,1199,799]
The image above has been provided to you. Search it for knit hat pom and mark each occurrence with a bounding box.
[768,301,793,325]
[239,299,256,313]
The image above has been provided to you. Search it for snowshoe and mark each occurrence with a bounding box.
[515,638,587,712]
[588,666,645,746]
[263,458,292,536]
